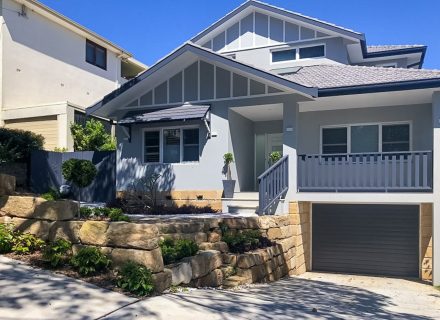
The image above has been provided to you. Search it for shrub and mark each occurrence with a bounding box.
[223,230,272,254]
[79,207,129,221]
[0,128,44,163]
[269,151,282,164]
[70,119,116,151]
[79,207,94,218]
[12,233,45,255]
[0,223,15,253]
[70,247,111,276]
[42,238,72,267]
[108,209,130,222]
[160,238,199,265]
[41,188,60,201]
[223,153,234,180]
[117,261,154,296]
[62,159,97,189]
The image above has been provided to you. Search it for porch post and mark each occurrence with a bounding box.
[432,91,440,286]
[283,101,299,203]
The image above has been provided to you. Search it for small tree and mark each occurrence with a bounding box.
[223,153,234,180]
[269,151,282,165]
[62,159,97,215]
[70,119,116,151]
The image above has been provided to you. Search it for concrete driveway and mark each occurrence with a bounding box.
[1,256,439,320]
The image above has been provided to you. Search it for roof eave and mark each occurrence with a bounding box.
[318,78,440,97]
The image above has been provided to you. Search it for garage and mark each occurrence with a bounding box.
[312,204,419,277]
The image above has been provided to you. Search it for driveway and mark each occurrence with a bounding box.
[0,256,439,320]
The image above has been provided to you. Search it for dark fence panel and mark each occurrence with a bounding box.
[30,150,116,203]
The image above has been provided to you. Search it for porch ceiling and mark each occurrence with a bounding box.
[231,104,283,121]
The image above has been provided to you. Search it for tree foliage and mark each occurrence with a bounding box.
[70,119,116,151]
[0,128,44,163]
[62,159,97,188]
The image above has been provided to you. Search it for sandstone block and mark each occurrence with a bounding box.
[106,222,159,250]
[222,253,237,266]
[79,221,109,245]
[11,217,53,240]
[153,269,172,293]
[49,221,84,243]
[222,217,259,229]
[237,253,263,269]
[190,250,222,279]
[192,269,223,287]
[199,241,228,253]
[207,230,221,243]
[111,247,164,273]
[277,237,295,253]
[34,200,78,221]
[169,261,193,286]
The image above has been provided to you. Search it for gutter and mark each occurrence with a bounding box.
[319,78,440,97]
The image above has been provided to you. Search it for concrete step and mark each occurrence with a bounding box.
[227,204,258,214]
[233,192,259,200]
[223,275,251,288]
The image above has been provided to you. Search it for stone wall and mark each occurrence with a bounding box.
[289,201,311,275]
[117,190,223,212]
[420,203,433,281]
[0,195,299,292]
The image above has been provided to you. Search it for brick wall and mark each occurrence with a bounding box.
[420,203,433,281]
[289,201,311,275]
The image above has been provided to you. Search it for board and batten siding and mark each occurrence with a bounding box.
[4,116,58,150]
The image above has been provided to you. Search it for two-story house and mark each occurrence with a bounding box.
[87,1,438,285]
[0,0,146,150]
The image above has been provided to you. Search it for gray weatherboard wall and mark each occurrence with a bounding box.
[297,104,433,155]
[30,151,116,203]
[116,94,298,192]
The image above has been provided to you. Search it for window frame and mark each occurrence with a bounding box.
[270,43,326,64]
[320,121,412,154]
[86,39,107,70]
[142,125,200,164]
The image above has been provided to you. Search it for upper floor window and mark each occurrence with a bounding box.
[299,45,325,59]
[271,44,325,63]
[86,40,107,70]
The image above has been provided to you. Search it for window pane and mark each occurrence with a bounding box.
[382,142,410,152]
[86,42,95,63]
[322,127,347,154]
[299,45,325,59]
[95,47,106,69]
[144,131,160,163]
[163,129,180,163]
[183,129,199,162]
[351,125,379,153]
[272,49,296,62]
[382,124,409,143]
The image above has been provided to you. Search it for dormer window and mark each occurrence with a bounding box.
[271,44,325,63]
[86,40,107,70]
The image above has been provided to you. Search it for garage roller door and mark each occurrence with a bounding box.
[312,204,419,277]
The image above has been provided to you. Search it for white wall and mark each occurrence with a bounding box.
[1,0,123,110]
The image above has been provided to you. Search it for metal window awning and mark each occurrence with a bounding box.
[118,104,211,142]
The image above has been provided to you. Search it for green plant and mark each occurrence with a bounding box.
[108,209,130,222]
[117,261,154,296]
[79,207,94,218]
[222,230,271,254]
[269,151,282,165]
[223,153,234,180]
[159,238,199,265]
[11,233,45,255]
[70,119,116,151]
[42,238,72,267]
[0,223,15,253]
[70,247,111,276]
[62,159,97,189]
[0,128,44,163]
[54,147,68,152]
[41,188,60,201]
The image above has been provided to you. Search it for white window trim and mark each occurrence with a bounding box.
[319,121,412,154]
[270,43,326,65]
[142,125,200,165]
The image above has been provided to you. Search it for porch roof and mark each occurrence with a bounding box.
[118,104,210,125]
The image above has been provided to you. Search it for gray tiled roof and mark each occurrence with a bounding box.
[119,104,210,124]
[366,45,425,53]
[280,64,440,89]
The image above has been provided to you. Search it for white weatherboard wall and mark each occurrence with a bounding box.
[432,92,440,286]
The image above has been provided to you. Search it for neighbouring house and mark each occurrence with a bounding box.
[0,0,146,150]
[87,1,438,285]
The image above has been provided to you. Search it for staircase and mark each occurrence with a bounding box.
[222,192,259,215]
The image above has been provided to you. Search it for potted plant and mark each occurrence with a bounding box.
[269,151,282,165]
[222,152,235,198]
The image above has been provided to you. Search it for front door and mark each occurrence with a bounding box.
[255,133,283,189]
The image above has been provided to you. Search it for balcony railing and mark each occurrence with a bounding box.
[258,155,289,214]
[297,151,433,192]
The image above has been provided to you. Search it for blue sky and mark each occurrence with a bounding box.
[40,0,440,69]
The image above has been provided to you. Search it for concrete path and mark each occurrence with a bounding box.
[1,256,439,320]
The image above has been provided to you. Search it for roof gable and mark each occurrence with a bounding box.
[191,0,364,52]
